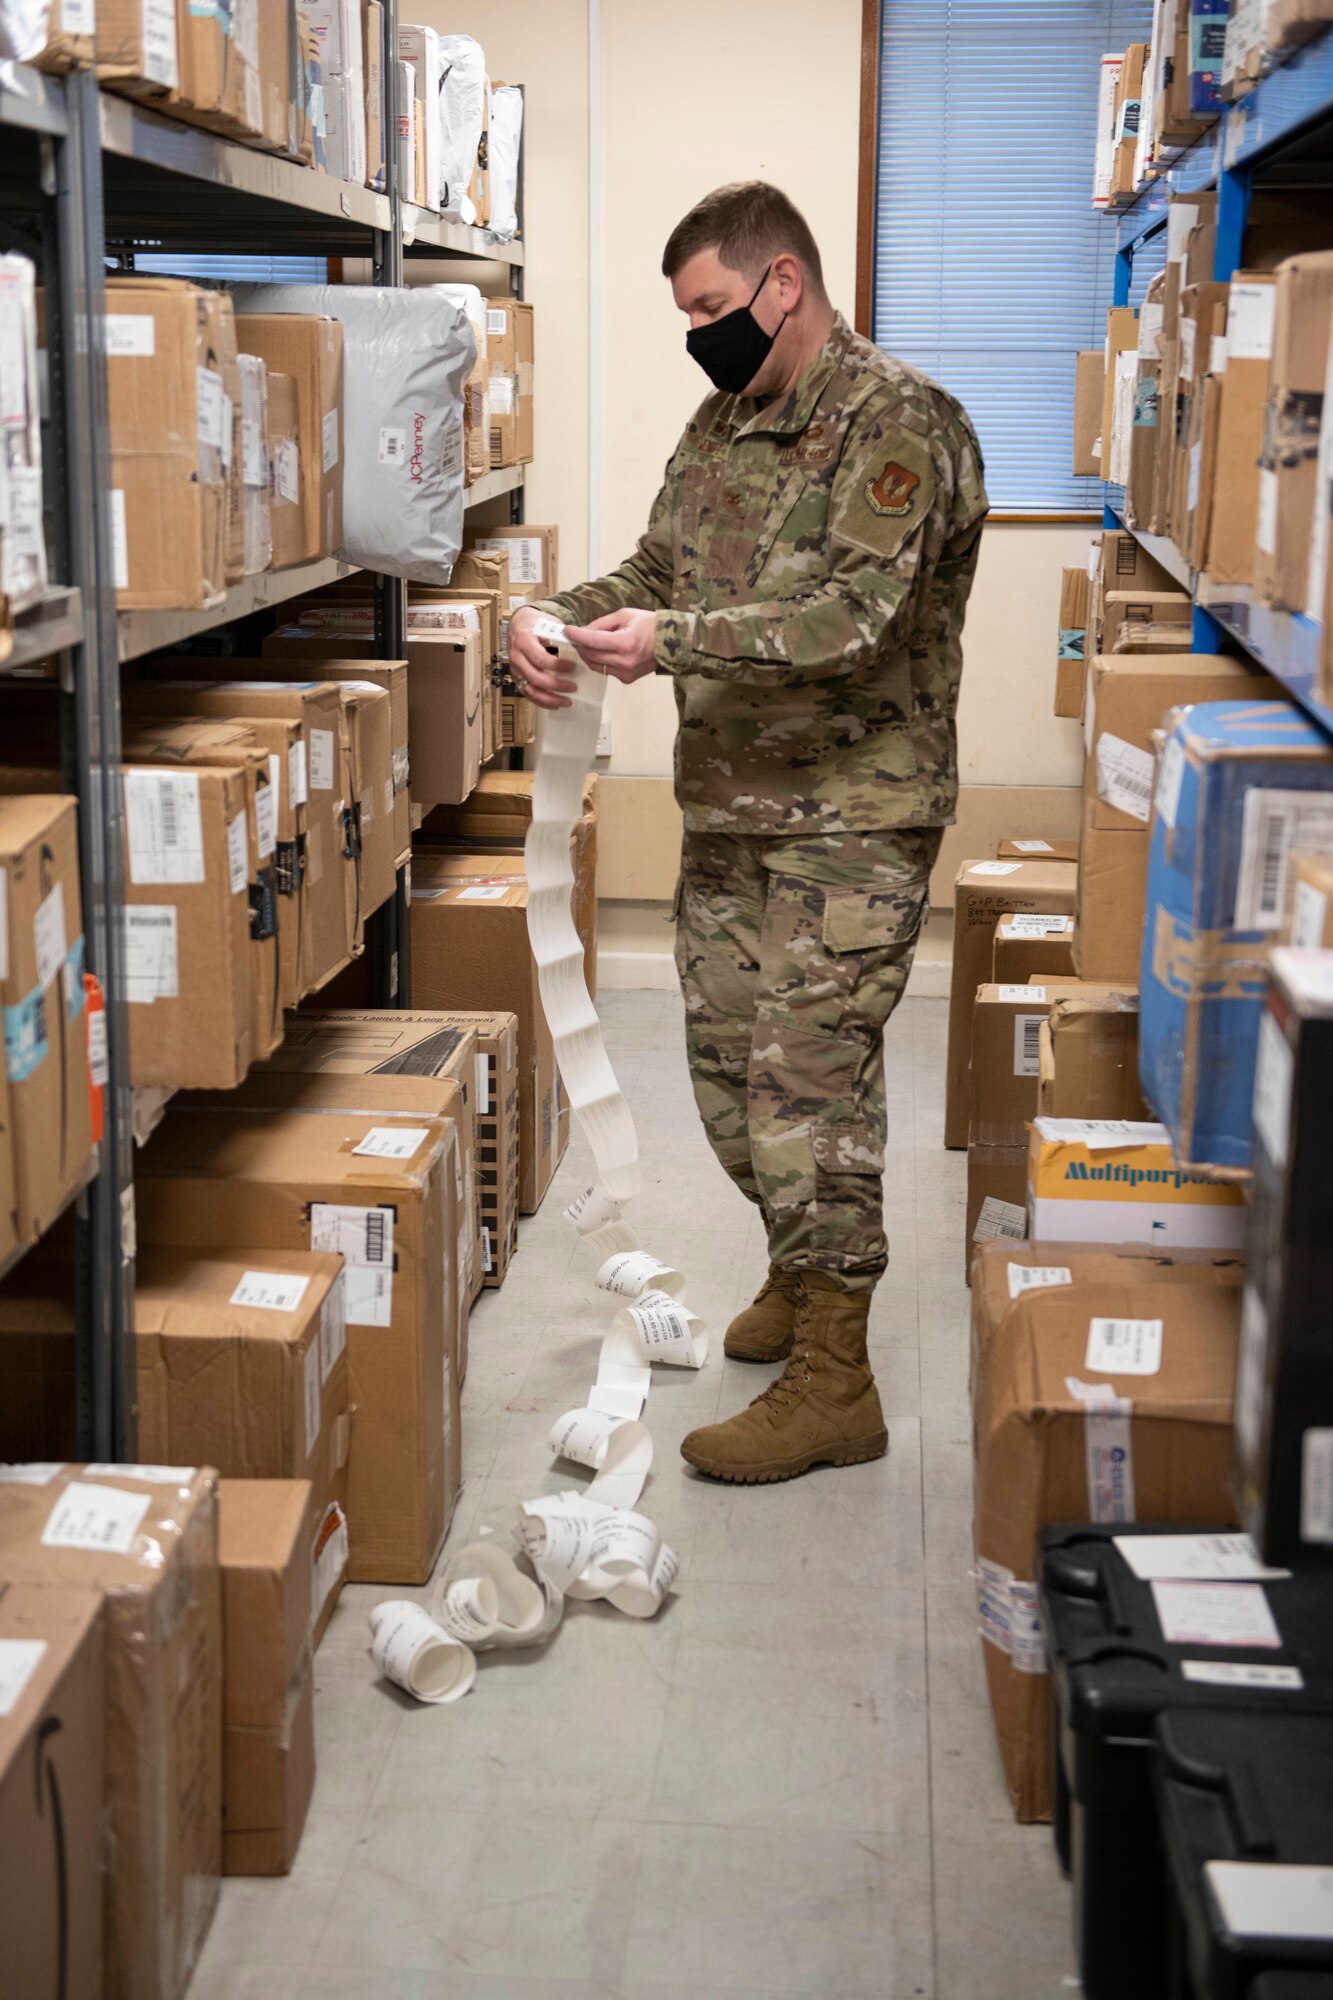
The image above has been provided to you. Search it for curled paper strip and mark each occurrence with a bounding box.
[435,1539,562,1650]
[548,1410,653,1511]
[519,1495,679,1620]
[609,1289,709,1371]
[525,636,641,1202]
[595,1250,686,1300]
[566,1185,642,1261]
[369,1599,476,1703]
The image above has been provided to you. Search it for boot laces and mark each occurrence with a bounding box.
[753,1337,814,1420]
[755,1264,803,1309]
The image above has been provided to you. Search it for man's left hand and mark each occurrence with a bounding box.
[565,608,659,684]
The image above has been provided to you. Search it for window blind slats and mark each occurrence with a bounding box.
[873,0,1153,512]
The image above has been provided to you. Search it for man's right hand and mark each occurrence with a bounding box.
[508,605,580,711]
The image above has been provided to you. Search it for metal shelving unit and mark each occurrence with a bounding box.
[0,7,523,1455]
[1107,26,1333,720]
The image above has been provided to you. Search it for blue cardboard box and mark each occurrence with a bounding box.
[1139,699,1333,1175]
[1189,0,1229,115]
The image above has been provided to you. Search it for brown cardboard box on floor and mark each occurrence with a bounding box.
[1280,850,1333,945]
[990,914,1076,984]
[945,859,1078,1149]
[120,718,284,1065]
[411,872,565,1214]
[964,1145,1028,1276]
[125,676,352,998]
[0,1583,103,2000]
[1202,273,1277,584]
[417,770,599,997]
[1036,983,1147,1120]
[119,759,255,1089]
[261,1010,487,1309]
[137,1102,459,1586]
[0,1465,222,2000]
[0,793,92,1245]
[1254,253,1333,611]
[218,1480,317,1877]
[996,838,1081,863]
[0,1246,351,1641]
[234,314,343,563]
[970,1272,1240,1821]
[1055,567,1091,719]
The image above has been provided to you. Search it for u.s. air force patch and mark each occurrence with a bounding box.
[865,460,920,517]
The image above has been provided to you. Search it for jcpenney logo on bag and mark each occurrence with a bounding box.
[409,413,426,484]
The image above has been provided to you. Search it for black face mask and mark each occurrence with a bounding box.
[685,264,784,395]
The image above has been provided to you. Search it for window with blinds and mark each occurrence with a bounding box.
[130,255,330,283]
[872,0,1153,513]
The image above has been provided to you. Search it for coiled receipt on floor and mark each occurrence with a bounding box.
[368,617,706,1700]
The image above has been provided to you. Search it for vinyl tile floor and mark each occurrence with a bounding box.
[191,992,1075,2000]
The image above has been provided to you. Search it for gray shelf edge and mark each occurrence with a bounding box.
[4,584,84,671]
[117,557,361,662]
[0,59,69,136]
[463,465,526,510]
[403,206,524,263]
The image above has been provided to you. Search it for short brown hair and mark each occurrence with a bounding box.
[661,181,825,290]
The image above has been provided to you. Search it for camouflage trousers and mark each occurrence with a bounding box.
[674,826,941,1289]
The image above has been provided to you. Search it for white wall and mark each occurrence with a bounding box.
[417,1,1090,820]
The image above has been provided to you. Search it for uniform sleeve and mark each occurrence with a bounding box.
[653,410,945,684]
[529,461,676,628]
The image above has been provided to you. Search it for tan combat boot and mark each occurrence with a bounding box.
[724,1263,803,1362]
[681,1271,888,1483]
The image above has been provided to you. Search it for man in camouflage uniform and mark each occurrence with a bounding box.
[511,181,987,1485]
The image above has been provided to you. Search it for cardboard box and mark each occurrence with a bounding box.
[125,676,352,998]
[417,769,598,996]
[0,1465,222,2000]
[1092,50,1123,210]
[0,793,92,1245]
[991,914,1076,984]
[137,1102,459,1585]
[478,301,534,468]
[965,1144,1028,1275]
[95,278,226,609]
[1254,253,1333,611]
[1140,699,1333,1175]
[96,0,184,98]
[266,370,305,570]
[259,1010,486,1309]
[218,1480,316,1876]
[0,1583,103,2000]
[469,523,556,613]
[1101,590,1194,656]
[945,859,1079,1149]
[1183,300,1228,568]
[253,652,410,860]
[262,626,482,808]
[1073,814,1152,984]
[119,760,254,1089]
[32,1,96,71]
[1169,280,1228,549]
[970,1257,1241,1821]
[1266,0,1333,49]
[1197,273,1277,583]
[970,982,1067,1150]
[252,0,297,154]
[233,314,343,564]
[1282,850,1333,946]
[411,872,565,1214]
[237,354,272,576]
[397,23,440,208]
[996,838,1081,863]
[501,692,536,749]
[1092,530,1180,650]
[363,1,385,190]
[1101,308,1140,489]
[1036,983,1147,1120]
[1073,350,1105,475]
[1055,567,1090,719]
[1110,43,1147,200]
[1027,1116,1248,1245]
[120,718,283,1064]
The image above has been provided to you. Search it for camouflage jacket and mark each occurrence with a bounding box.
[534,312,988,835]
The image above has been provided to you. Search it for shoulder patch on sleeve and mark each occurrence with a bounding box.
[836,426,937,561]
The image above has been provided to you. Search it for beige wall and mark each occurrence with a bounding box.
[418,2,1092,847]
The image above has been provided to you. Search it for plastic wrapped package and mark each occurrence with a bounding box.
[0,0,49,62]
[487,84,524,242]
[433,283,491,483]
[0,1462,222,1999]
[237,354,272,575]
[438,33,486,223]
[233,283,473,585]
[0,255,47,625]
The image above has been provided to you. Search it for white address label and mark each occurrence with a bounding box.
[0,1639,47,1718]
[41,1482,150,1556]
[352,1125,430,1160]
[229,1271,310,1314]
[1086,1316,1163,1376]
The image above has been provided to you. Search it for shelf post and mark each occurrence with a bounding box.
[57,69,137,1459]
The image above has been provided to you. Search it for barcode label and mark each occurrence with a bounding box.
[1096,731,1156,823]
[310,1203,395,1328]
[1155,736,1186,828]
[999,913,1070,937]
[1236,790,1333,931]
[1007,1264,1072,1299]
[972,1196,1026,1244]
[123,772,205,885]
[1013,1014,1045,1078]
[1086,1315,1163,1376]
